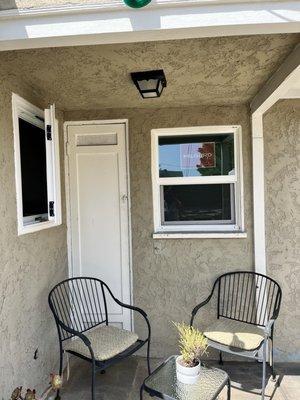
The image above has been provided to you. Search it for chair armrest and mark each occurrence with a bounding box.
[191,297,211,316]
[190,295,213,326]
[103,282,151,341]
[103,282,148,318]
[190,279,219,326]
[114,298,148,319]
[264,319,275,336]
[58,320,91,347]
[116,299,151,341]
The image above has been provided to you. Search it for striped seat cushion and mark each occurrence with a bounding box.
[204,319,265,351]
[64,325,138,361]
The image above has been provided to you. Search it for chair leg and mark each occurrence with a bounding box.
[91,358,96,400]
[55,345,64,400]
[262,340,267,400]
[219,351,223,365]
[270,338,276,381]
[227,378,231,400]
[146,339,151,375]
[140,383,144,400]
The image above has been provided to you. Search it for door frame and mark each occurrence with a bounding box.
[63,119,133,329]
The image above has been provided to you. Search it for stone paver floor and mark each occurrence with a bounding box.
[60,356,300,400]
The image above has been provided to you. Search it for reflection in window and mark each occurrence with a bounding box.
[159,134,234,177]
[19,118,48,221]
[152,126,244,233]
[162,184,234,224]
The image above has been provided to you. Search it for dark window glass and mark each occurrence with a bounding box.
[19,118,48,217]
[159,134,234,177]
[162,184,234,223]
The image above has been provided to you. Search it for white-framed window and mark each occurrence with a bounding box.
[151,126,245,237]
[12,93,62,235]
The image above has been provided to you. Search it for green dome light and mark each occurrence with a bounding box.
[124,0,152,8]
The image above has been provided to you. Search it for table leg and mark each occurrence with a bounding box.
[227,378,231,400]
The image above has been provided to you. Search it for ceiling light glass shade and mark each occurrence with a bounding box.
[124,0,152,8]
[131,70,167,98]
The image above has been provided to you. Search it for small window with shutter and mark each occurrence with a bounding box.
[12,94,61,235]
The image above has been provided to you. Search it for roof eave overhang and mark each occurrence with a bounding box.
[0,0,299,51]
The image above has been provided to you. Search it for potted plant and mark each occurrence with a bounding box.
[173,322,208,384]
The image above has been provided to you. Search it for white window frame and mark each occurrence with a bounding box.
[151,125,245,237]
[12,93,62,235]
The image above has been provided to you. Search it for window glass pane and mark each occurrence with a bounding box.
[159,134,234,177]
[19,118,48,218]
[162,184,234,224]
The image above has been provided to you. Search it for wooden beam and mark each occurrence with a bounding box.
[251,43,300,113]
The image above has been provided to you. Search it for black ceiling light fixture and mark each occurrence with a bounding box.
[131,69,167,99]
[124,0,152,8]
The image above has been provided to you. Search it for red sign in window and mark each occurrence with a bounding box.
[180,142,215,169]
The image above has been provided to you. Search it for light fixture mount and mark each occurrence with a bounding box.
[124,0,152,8]
[131,69,167,99]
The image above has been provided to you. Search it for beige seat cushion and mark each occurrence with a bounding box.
[204,319,265,351]
[64,325,139,361]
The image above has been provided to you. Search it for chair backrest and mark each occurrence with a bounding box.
[48,277,108,341]
[217,272,282,327]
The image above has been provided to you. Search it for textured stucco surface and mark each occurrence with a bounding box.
[64,105,254,359]
[0,75,68,398]
[263,100,300,362]
[0,34,298,399]
[0,34,298,110]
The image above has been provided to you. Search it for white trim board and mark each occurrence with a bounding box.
[151,125,245,235]
[153,232,247,239]
[251,43,300,276]
[0,1,289,17]
[0,1,299,51]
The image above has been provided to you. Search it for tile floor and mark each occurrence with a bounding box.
[59,356,300,400]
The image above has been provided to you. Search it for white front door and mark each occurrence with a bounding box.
[66,121,132,330]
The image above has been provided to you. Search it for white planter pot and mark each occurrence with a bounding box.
[176,355,201,384]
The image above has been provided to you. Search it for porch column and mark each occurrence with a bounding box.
[251,113,266,275]
[251,44,300,276]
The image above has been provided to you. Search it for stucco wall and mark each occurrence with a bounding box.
[1,88,297,399]
[264,100,300,362]
[0,77,68,398]
[64,105,254,359]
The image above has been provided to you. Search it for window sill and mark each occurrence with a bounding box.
[18,220,61,236]
[152,231,247,239]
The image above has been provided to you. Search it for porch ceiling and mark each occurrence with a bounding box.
[0,0,121,10]
[1,33,299,110]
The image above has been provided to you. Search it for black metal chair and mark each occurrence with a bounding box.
[190,271,282,400]
[49,277,151,400]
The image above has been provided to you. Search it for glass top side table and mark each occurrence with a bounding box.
[140,356,230,400]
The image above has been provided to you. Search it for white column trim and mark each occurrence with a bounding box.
[251,114,266,274]
[251,51,300,275]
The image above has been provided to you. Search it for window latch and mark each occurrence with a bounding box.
[49,201,55,217]
[46,125,52,140]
